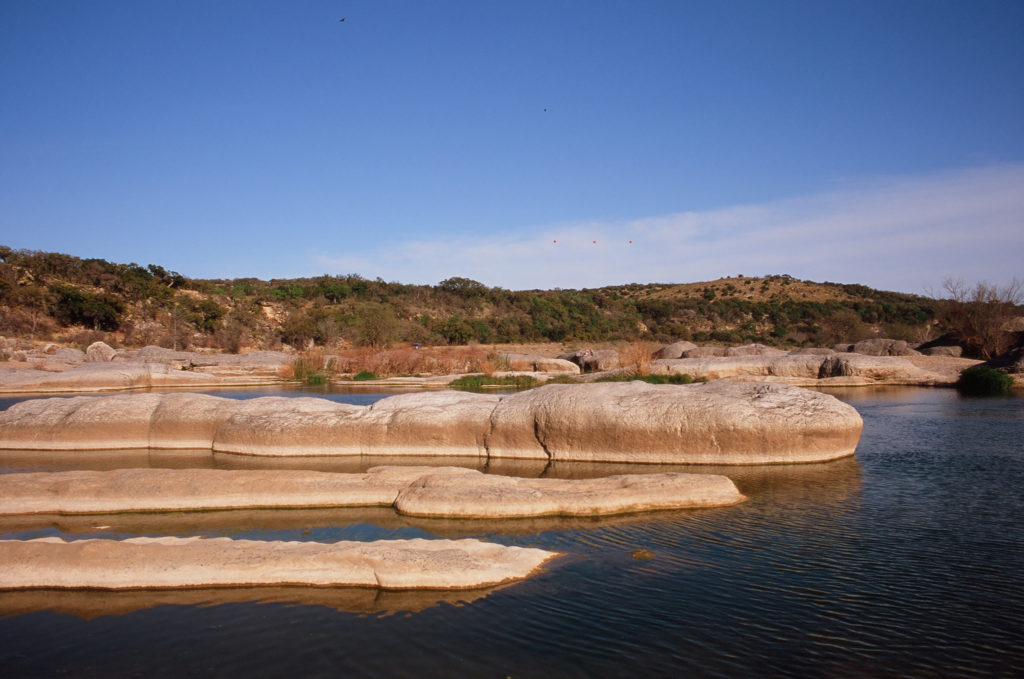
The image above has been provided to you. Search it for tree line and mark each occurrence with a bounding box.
[1,247,1019,358]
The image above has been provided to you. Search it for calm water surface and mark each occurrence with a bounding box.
[0,387,1021,678]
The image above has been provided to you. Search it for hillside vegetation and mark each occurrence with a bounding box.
[0,245,958,354]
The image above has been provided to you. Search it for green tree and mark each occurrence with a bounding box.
[355,303,397,347]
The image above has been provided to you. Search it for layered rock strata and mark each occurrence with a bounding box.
[0,362,270,393]
[0,536,558,590]
[0,466,746,518]
[651,352,946,386]
[0,382,862,464]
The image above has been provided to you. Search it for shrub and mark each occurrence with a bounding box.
[939,278,1023,359]
[51,284,123,331]
[956,365,1013,395]
[353,371,377,381]
[290,349,336,385]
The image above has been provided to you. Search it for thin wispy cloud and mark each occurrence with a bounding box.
[313,164,1024,294]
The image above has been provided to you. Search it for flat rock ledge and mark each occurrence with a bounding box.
[0,362,278,394]
[0,536,558,590]
[0,381,862,464]
[650,353,949,386]
[0,466,746,518]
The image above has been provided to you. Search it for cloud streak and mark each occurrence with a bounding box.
[313,164,1024,294]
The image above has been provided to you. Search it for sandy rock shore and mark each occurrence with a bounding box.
[0,381,863,464]
[0,536,558,590]
[0,466,745,518]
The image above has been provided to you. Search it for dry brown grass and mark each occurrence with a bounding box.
[622,339,657,376]
[280,348,337,383]
[331,344,499,378]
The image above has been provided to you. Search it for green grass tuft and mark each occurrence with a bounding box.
[449,375,538,391]
[956,365,1013,395]
[595,373,698,385]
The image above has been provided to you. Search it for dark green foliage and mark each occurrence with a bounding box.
[438,315,475,345]
[595,374,698,385]
[353,371,377,381]
[956,366,1014,395]
[50,284,123,331]
[438,277,487,297]
[0,247,961,351]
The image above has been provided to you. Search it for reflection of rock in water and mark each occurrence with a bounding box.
[0,448,218,474]
[543,456,863,508]
[0,502,751,542]
[0,583,511,620]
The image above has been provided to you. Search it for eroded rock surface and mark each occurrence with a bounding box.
[501,353,580,374]
[0,382,862,464]
[0,536,558,590]
[0,466,745,517]
[0,361,279,394]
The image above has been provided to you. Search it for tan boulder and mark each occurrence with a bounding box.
[852,338,920,357]
[85,341,117,362]
[486,381,862,464]
[682,343,787,358]
[0,536,558,590]
[501,353,580,374]
[559,349,620,372]
[652,341,698,360]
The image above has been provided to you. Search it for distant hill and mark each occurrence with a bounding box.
[1,246,941,352]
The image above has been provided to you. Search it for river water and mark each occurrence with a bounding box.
[0,386,1021,678]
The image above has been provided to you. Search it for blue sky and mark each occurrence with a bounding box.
[1,0,1022,294]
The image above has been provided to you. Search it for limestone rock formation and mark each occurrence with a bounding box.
[652,352,944,386]
[0,362,256,394]
[0,536,558,590]
[111,346,292,376]
[485,381,861,464]
[0,466,745,517]
[851,338,920,357]
[85,341,117,362]
[681,344,787,359]
[0,382,862,464]
[651,341,698,360]
[558,349,620,372]
[501,353,580,374]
